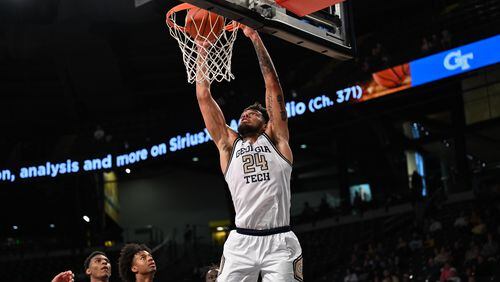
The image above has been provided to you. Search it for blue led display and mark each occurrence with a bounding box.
[410,35,500,86]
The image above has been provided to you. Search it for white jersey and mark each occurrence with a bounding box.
[224,133,292,230]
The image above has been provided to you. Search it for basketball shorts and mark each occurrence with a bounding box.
[217,228,303,282]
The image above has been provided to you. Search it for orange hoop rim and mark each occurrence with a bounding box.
[166,3,239,32]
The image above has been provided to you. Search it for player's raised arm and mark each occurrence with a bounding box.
[196,78,235,150]
[195,44,238,167]
[242,26,292,163]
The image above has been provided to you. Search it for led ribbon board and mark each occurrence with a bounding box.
[2,35,499,182]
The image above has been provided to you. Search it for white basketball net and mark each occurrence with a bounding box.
[166,4,240,84]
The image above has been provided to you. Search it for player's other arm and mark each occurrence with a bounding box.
[51,270,74,282]
[243,26,292,164]
[196,65,238,171]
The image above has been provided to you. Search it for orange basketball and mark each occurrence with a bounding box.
[185,8,225,42]
[372,63,410,88]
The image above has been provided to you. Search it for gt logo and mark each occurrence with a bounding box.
[444,50,474,71]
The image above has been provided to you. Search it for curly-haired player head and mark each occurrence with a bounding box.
[118,243,156,282]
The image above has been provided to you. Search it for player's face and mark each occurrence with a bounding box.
[131,250,156,276]
[206,269,218,282]
[238,110,265,136]
[86,254,111,279]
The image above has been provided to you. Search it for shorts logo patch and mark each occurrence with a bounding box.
[219,255,225,276]
[293,254,303,281]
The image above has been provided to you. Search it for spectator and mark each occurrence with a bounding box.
[353,192,363,216]
[426,172,440,199]
[473,255,493,280]
[464,242,480,264]
[385,194,393,212]
[362,253,373,270]
[480,233,498,258]
[183,224,193,255]
[355,57,370,73]
[429,218,443,233]
[454,211,469,230]
[447,267,461,282]
[408,233,423,251]
[441,30,453,49]
[470,210,481,227]
[424,233,436,249]
[430,34,440,51]
[375,254,386,269]
[366,243,376,257]
[471,218,486,236]
[382,269,399,282]
[464,266,475,282]
[424,257,441,282]
[421,37,431,53]
[396,237,410,259]
[434,247,450,265]
[440,261,455,281]
[366,42,389,71]
[420,30,453,54]
[184,224,193,245]
[344,267,359,282]
[358,265,370,281]
[376,242,386,256]
[453,239,466,264]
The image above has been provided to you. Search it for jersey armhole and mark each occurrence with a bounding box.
[223,137,241,177]
[262,133,293,167]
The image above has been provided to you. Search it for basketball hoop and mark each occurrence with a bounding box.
[166,3,240,84]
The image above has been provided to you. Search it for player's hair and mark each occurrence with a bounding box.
[244,102,269,123]
[200,263,220,280]
[208,264,219,272]
[118,243,152,282]
[83,251,107,272]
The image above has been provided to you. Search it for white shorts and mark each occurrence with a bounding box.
[217,230,303,282]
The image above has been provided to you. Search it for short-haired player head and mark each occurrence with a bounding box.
[238,102,269,137]
[83,251,111,282]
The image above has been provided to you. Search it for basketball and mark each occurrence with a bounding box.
[372,63,410,88]
[185,8,225,42]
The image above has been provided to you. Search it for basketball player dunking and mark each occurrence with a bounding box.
[195,26,303,282]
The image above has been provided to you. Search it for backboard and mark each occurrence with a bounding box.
[175,0,355,60]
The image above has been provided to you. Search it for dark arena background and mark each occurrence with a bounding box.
[1,0,500,281]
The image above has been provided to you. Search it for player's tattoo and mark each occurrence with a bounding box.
[254,41,278,81]
[266,94,274,121]
[254,39,282,124]
[277,94,287,121]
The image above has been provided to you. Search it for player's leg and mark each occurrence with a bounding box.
[260,232,303,282]
[217,231,260,282]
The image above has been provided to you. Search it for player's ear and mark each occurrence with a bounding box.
[85,268,91,275]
